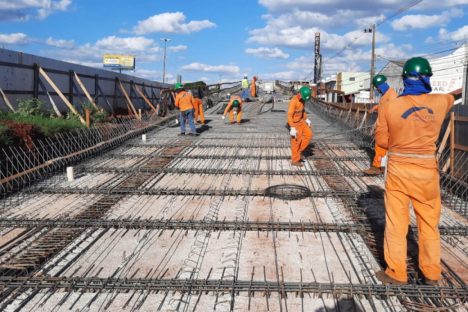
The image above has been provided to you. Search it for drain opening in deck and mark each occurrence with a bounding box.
[265,184,311,200]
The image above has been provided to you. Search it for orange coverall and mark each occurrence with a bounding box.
[375,93,454,282]
[371,88,398,168]
[175,91,195,112]
[223,96,243,124]
[193,98,205,124]
[251,77,257,97]
[287,94,313,163]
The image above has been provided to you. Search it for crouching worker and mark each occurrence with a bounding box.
[364,74,398,175]
[375,57,454,285]
[288,86,313,167]
[222,95,243,124]
[175,83,198,136]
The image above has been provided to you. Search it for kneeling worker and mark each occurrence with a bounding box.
[223,95,243,124]
[364,74,398,175]
[288,86,313,167]
[375,57,454,285]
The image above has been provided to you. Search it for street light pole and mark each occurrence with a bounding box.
[370,24,376,101]
[161,38,171,84]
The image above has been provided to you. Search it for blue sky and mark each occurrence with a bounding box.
[0,0,467,83]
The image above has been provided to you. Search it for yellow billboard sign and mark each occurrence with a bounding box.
[103,54,135,70]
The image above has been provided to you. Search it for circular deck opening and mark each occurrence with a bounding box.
[265,184,311,200]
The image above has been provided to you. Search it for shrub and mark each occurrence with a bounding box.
[0,113,84,138]
[0,123,14,146]
[17,98,45,116]
[81,101,109,124]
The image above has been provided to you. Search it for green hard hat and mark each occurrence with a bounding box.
[232,99,240,107]
[372,74,387,87]
[299,86,311,101]
[174,83,183,90]
[402,57,432,77]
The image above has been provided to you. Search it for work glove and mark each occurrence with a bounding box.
[306,119,311,127]
[290,127,297,138]
[175,118,179,125]
[381,155,388,167]
[222,115,225,120]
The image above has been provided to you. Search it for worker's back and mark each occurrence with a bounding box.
[175,91,194,111]
[377,94,453,155]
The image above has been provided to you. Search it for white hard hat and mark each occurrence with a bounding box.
[227,93,231,97]
[243,74,247,78]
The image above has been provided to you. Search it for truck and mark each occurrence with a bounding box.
[262,81,274,94]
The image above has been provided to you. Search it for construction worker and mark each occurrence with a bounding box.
[251,76,257,98]
[375,57,454,285]
[174,83,198,136]
[241,75,249,100]
[287,86,313,167]
[363,74,398,175]
[222,95,243,124]
[193,94,205,125]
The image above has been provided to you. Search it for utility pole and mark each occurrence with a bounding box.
[370,24,376,101]
[314,32,321,84]
[161,38,171,84]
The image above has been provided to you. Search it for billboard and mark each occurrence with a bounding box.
[103,54,135,70]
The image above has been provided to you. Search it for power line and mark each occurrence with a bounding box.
[303,0,423,81]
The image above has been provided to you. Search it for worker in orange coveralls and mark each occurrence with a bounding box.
[375,57,454,285]
[287,86,313,167]
[363,74,398,175]
[193,94,205,125]
[251,76,257,98]
[174,83,198,136]
[222,95,243,124]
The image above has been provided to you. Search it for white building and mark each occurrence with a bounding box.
[336,72,370,95]
[380,44,467,95]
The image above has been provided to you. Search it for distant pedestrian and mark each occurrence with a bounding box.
[241,75,249,100]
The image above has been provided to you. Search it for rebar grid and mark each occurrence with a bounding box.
[0,276,465,299]
[0,90,465,311]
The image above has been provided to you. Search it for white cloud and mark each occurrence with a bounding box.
[439,25,468,42]
[355,14,385,28]
[262,70,298,80]
[248,25,389,50]
[0,32,28,44]
[46,37,74,48]
[181,63,240,75]
[245,47,289,59]
[133,12,215,35]
[44,35,185,73]
[0,0,72,21]
[168,45,187,53]
[258,0,403,13]
[391,9,463,31]
[94,36,157,52]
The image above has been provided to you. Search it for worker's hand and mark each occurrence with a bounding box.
[222,115,225,120]
[175,118,179,125]
[305,119,311,127]
[290,127,297,138]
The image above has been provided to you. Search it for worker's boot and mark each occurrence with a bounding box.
[291,161,304,167]
[375,271,407,285]
[363,167,383,175]
[424,278,440,286]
